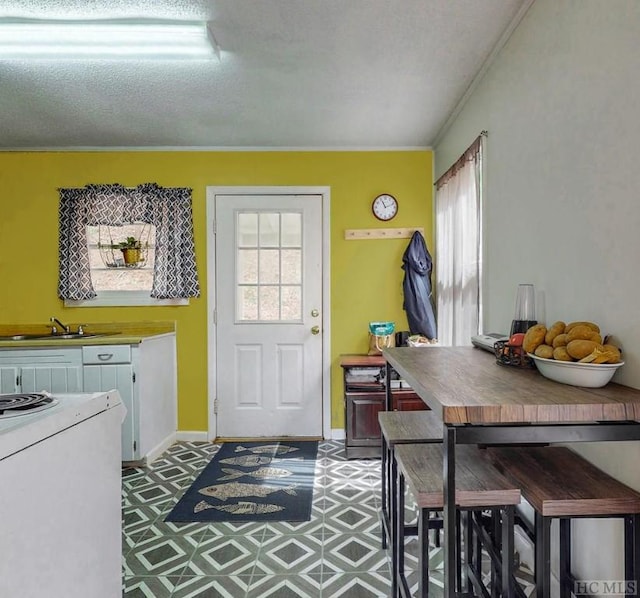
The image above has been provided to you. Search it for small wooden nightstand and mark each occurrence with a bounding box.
[339,354,427,459]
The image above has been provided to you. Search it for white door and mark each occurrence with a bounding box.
[215,194,323,438]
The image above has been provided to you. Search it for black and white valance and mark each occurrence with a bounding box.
[58,183,200,301]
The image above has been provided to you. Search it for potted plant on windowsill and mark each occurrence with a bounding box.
[118,236,142,265]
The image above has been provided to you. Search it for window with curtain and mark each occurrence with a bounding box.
[435,135,483,346]
[86,221,155,292]
[57,183,200,306]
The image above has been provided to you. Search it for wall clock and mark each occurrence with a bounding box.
[372,193,398,221]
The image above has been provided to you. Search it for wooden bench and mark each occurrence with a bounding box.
[395,443,521,597]
[487,446,640,598]
[378,411,442,596]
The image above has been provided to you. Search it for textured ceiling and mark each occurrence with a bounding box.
[0,0,530,149]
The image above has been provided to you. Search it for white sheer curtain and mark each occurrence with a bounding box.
[435,136,483,346]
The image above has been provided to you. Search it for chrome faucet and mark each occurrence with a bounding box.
[50,316,70,335]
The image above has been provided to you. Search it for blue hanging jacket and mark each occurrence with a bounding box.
[402,231,437,339]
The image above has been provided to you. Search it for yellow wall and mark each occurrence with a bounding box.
[0,150,433,432]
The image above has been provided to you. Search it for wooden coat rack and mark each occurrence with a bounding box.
[344,227,424,240]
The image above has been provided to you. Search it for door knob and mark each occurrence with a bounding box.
[311,326,320,335]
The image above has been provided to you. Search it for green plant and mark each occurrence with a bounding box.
[118,236,141,250]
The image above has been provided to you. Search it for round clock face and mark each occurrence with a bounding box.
[372,194,398,221]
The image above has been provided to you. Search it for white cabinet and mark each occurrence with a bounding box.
[0,348,83,395]
[0,366,19,394]
[83,346,136,461]
[0,334,176,464]
[82,335,176,463]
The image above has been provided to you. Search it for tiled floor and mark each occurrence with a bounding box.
[122,440,534,597]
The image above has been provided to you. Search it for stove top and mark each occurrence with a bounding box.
[0,393,59,419]
[0,390,123,463]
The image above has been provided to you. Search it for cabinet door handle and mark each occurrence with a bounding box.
[97,353,114,361]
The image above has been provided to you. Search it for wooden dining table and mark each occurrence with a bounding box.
[382,346,640,597]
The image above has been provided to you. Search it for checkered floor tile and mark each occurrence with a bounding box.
[122,440,536,597]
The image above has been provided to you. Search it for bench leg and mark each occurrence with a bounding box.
[456,509,464,593]
[535,513,551,598]
[381,435,389,549]
[502,506,515,598]
[418,508,430,597]
[463,510,472,590]
[559,518,571,598]
[492,508,501,598]
[394,469,404,598]
[466,511,481,585]
[391,450,398,559]
[433,514,441,547]
[475,513,482,586]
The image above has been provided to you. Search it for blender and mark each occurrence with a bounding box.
[510,283,537,336]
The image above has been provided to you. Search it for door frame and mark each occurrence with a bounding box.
[205,186,331,441]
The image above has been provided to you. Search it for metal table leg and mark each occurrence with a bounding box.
[624,514,640,598]
[385,361,393,411]
[444,424,457,597]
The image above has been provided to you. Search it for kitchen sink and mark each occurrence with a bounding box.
[39,333,105,340]
[0,333,105,341]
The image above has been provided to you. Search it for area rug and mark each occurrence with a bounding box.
[165,441,318,523]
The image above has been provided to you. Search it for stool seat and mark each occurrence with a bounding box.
[378,410,444,596]
[396,444,521,509]
[379,410,443,445]
[487,446,640,517]
[394,443,521,597]
[487,446,640,598]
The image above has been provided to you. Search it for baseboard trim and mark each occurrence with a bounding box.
[175,431,209,442]
[142,432,178,465]
[175,430,342,443]
[331,428,346,441]
[215,436,322,442]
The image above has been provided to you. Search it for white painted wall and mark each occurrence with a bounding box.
[435,0,640,583]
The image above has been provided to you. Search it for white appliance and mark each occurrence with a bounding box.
[0,390,125,598]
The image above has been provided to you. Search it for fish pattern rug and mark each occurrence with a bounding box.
[164,441,318,523]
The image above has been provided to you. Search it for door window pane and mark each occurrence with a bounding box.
[281,213,302,247]
[259,249,280,284]
[259,286,280,320]
[259,213,280,247]
[236,211,303,322]
[238,213,258,247]
[238,250,258,284]
[281,286,302,320]
[281,249,301,284]
[238,286,258,320]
